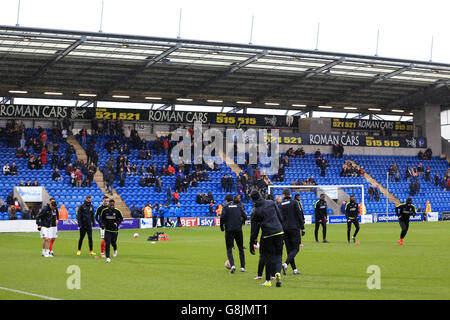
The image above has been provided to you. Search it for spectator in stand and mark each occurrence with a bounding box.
[226,174,234,193]
[35,156,43,170]
[425,167,431,182]
[86,169,95,187]
[80,127,87,145]
[9,205,18,220]
[118,167,126,187]
[417,163,424,178]
[0,198,6,213]
[155,177,163,193]
[314,149,321,159]
[28,155,36,170]
[32,180,39,186]
[196,192,204,204]
[167,165,175,175]
[9,162,18,175]
[368,186,375,201]
[40,146,47,165]
[173,190,180,204]
[332,144,339,158]
[3,163,10,175]
[75,169,83,187]
[52,168,63,182]
[221,174,227,192]
[51,152,59,170]
[424,147,432,160]
[405,165,412,182]
[434,174,441,187]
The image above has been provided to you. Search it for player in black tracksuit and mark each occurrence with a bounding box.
[99,199,124,262]
[345,196,360,244]
[314,194,328,243]
[280,189,305,275]
[95,196,109,258]
[249,190,284,287]
[395,197,416,245]
[220,195,247,273]
[77,196,96,254]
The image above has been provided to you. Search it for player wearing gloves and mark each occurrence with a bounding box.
[280,189,305,276]
[345,195,360,244]
[220,194,247,273]
[95,196,109,258]
[76,195,96,255]
[395,197,416,245]
[314,194,328,243]
[100,199,124,262]
[249,190,284,287]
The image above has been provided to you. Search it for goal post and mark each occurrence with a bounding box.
[267,184,365,215]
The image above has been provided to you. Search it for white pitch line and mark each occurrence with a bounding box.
[0,286,62,300]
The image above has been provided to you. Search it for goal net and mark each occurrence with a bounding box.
[267,184,365,216]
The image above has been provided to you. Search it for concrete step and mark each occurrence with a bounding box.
[68,135,131,218]
[349,159,400,206]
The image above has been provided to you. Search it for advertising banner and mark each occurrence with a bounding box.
[0,104,96,120]
[426,212,439,222]
[180,217,198,227]
[0,220,38,233]
[361,214,373,224]
[331,118,414,132]
[373,213,424,223]
[198,217,216,227]
[265,132,426,148]
[16,186,43,202]
[58,219,140,231]
[304,215,313,225]
[140,218,155,229]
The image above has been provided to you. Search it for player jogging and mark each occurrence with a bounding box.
[95,196,109,258]
[314,194,328,243]
[249,190,284,287]
[280,189,305,276]
[395,197,416,245]
[294,194,306,247]
[345,195,360,244]
[99,199,123,263]
[76,195,96,255]
[220,194,247,273]
[36,198,59,258]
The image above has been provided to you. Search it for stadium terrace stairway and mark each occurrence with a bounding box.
[69,136,131,218]
[347,159,400,206]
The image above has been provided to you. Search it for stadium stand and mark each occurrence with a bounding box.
[0,126,104,220]
[2,123,449,221]
[353,155,450,213]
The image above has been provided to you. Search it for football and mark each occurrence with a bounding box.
[254,242,260,250]
[133,233,139,238]
[225,260,231,270]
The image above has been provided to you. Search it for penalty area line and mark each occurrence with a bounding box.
[0,286,62,300]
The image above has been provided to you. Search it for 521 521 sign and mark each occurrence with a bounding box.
[95,108,142,121]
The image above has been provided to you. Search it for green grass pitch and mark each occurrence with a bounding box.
[0,222,449,300]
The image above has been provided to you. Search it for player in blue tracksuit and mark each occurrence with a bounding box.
[175,204,183,227]
[159,204,170,227]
